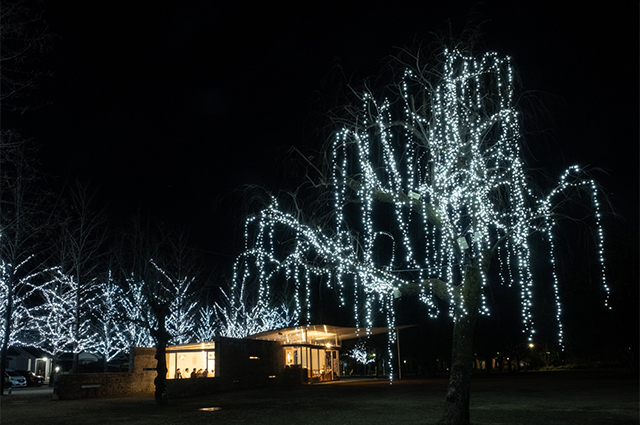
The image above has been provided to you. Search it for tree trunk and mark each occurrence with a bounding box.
[0,272,15,396]
[151,303,170,405]
[439,264,482,425]
[154,342,168,405]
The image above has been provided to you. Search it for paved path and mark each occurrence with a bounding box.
[3,385,53,396]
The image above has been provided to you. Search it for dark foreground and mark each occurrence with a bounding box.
[1,370,637,424]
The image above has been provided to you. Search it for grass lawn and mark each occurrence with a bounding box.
[1,369,637,424]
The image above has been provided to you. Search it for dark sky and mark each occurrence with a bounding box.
[4,1,638,266]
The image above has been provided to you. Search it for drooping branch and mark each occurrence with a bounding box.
[344,176,443,228]
[400,278,455,304]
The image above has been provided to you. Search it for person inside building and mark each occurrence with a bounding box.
[174,368,182,379]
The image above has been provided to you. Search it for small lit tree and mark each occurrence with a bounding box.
[233,47,608,424]
[29,269,89,374]
[154,261,199,345]
[120,277,155,349]
[346,341,375,375]
[0,258,41,347]
[195,305,217,342]
[213,279,294,338]
[89,270,129,371]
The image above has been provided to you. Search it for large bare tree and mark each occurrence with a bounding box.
[0,132,51,394]
[232,47,608,424]
[54,181,109,373]
[0,0,52,111]
[119,219,201,405]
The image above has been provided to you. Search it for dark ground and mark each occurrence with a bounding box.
[1,370,637,424]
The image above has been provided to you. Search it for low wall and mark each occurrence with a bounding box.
[53,371,156,400]
[54,347,156,400]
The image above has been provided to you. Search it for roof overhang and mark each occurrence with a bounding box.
[247,324,415,346]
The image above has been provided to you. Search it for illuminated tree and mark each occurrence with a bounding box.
[1,0,53,393]
[213,279,294,339]
[89,270,129,370]
[0,258,40,347]
[195,305,217,342]
[29,269,92,371]
[118,219,202,404]
[155,262,199,345]
[234,48,608,424]
[0,131,51,394]
[346,341,375,376]
[54,181,108,373]
[120,277,154,348]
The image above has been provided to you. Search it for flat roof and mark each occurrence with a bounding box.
[247,324,414,345]
[166,341,216,351]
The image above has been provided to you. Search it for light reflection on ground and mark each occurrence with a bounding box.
[198,407,222,412]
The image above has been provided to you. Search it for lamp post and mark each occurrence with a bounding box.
[393,288,403,380]
[396,327,402,380]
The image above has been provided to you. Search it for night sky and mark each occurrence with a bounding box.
[4,1,638,269]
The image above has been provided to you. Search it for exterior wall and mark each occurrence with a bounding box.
[53,347,156,400]
[166,337,284,399]
[216,337,283,384]
[54,340,285,400]
[7,356,29,371]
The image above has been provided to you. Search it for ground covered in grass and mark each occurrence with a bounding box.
[1,370,637,424]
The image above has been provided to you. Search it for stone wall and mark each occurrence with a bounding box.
[54,347,156,400]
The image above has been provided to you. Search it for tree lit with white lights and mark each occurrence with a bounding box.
[233,48,608,424]
[214,280,294,339]
[347,341,375,366]
[90,271,129,368]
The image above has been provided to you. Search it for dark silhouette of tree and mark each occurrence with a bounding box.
[0,0,52,111]
[118,218,200,405]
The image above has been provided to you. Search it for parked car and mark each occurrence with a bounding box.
[4,371,27,388]
[15,370,44,387]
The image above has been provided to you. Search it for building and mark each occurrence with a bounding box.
[54,325,404,399]
[167,324,399,384]
[5,346,52,382]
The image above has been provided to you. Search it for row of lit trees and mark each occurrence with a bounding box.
[0,136,295,396]
[0,222,295,368]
